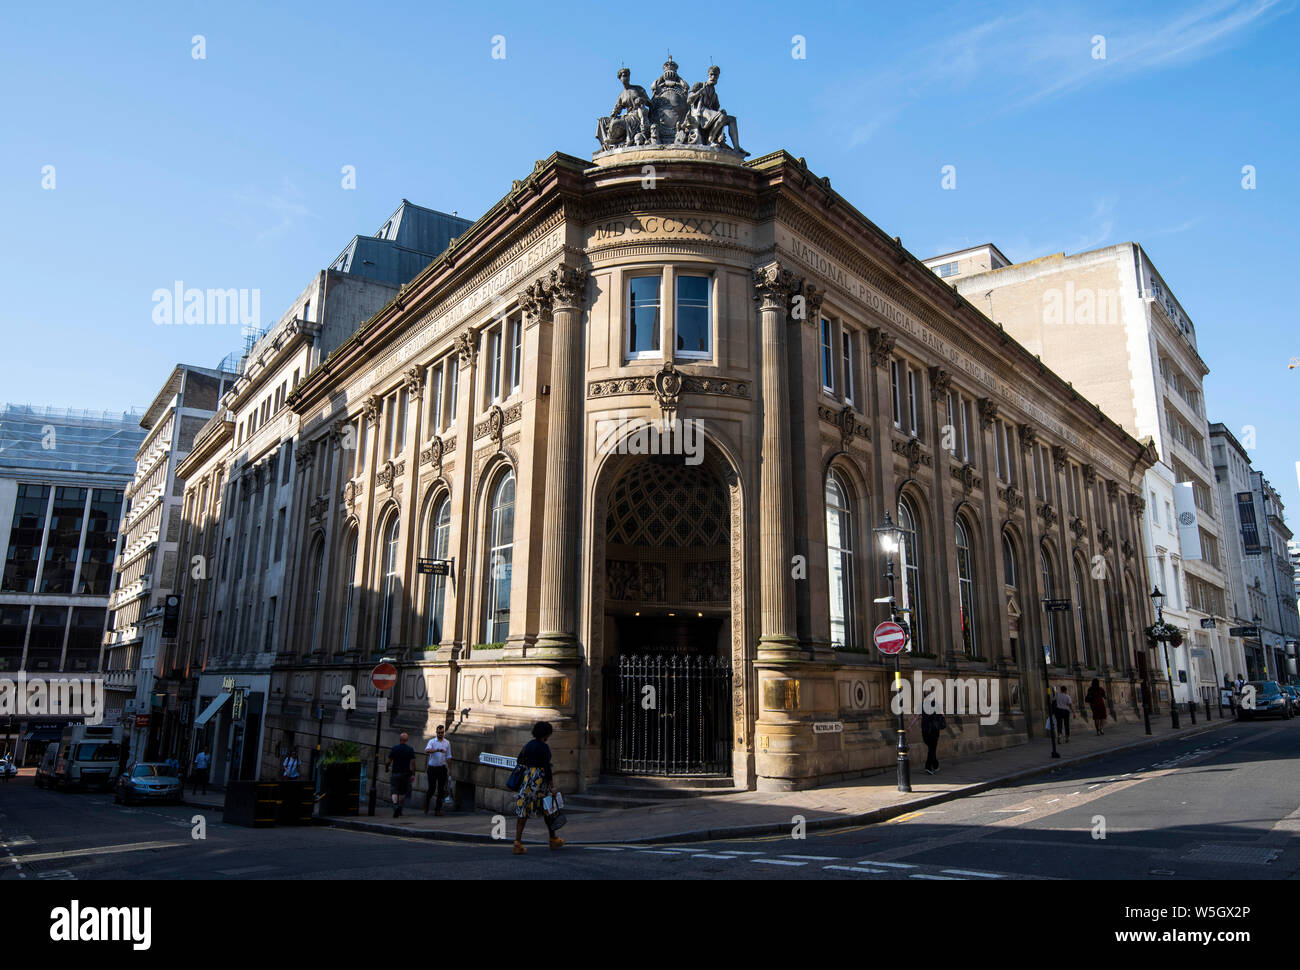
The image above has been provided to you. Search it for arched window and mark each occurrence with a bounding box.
[825,471,855,649]
[898,495,925,653]
[379,515,401,648]
[426,496,451,646]
[340,528,357,653]
[308,538,325,654]
[1041,545,1059,666]
[1002,532,1018,589]
[955,518,978,656]
[1073,557,1092,668]
[484,470,515,643]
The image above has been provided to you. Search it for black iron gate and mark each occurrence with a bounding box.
[602,654,732,776]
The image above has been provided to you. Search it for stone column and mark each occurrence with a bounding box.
[753,263,800,656]
[534,266,588,656]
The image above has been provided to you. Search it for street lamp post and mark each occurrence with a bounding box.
[874,512,911,793]
[1253,615,1265,682]
[1151,586,1179,729]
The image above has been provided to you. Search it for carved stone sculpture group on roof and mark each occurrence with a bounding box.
[596,58,746,157]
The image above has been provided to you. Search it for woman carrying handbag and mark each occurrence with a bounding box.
[510,721,564,855]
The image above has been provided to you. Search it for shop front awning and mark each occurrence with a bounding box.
[193,692,232,727]
[21,726,64,743]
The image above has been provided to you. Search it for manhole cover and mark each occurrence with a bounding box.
[1182,844,1279,865]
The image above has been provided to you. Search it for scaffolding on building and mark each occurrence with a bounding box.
[0,403,148,477]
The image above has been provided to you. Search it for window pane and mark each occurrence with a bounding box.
[820,319,834,390]
[628,277,661,355]
[3,484,50,593]
[675,275,711,356]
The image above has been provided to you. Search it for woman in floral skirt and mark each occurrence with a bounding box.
[513,721,563,854]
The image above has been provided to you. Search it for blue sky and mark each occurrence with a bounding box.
[2,0,1297,515]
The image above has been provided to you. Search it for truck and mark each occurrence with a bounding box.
[33,724,123,791]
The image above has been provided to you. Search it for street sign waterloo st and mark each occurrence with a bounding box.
[873,620,907,655]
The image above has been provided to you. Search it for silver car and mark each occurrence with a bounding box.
[114,762,183,805]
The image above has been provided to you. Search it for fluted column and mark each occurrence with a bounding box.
[534,266,588,655]
[753,263,800,654]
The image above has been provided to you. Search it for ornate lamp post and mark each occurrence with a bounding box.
[873,512,911,793]
[1151,586,1179,728]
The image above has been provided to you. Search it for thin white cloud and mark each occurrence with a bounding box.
[222,180,318,243]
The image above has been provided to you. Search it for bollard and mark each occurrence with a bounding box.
[1205,695,1212,720]
[1188,699,1196,724]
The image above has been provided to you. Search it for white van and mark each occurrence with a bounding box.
[33,724,122,790]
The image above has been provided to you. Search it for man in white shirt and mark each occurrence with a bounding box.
[424,725,452,816]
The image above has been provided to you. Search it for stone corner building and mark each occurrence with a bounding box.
[249,63,1156,799]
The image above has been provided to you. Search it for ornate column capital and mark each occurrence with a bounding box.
[752,262,801,312]
[928,366,951,402]
[403,365,424,398]
[1051,444,1067,472]
[1018,423,1038,452]
[520,278,554,327]
[979,397,998,429]
[549,265,588,311]
[362,394,382,425]
[867,327,896,368]
[455,330,478,369]
[801,282,824,325]
[1082,463,1097,488]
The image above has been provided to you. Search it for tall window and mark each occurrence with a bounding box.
[446,358,459,427]
[379,517,401,649]
[429,362,445,433]
[627,276,661,357]
[426,497,451,646]
[842,330,855,406]
[907,368,919,437]
[1041,547,1059,665]
[820,319,835,392]
[340,529,358,652]
[675,275,711,358]
[825,472,855,649]
[484,470,515,643]
[509,316,523,392]
[308,540,325,654]
[890,361,901,427]
[1002,532,1018,589]
[955,518,978,655]
[1073,558,1092,668]
[488,328,503,402]
[898,496,925,653]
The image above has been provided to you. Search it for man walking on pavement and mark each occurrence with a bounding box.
[282,748,302,781]
[386,732,416,818]
[191,748,210,794]
[1053,685,1073,743]
[424,724,452,816]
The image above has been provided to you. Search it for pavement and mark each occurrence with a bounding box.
[180,707,1238,847]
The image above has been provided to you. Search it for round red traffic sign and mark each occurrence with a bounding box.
[873,620,908,655]
[371,662,398,691]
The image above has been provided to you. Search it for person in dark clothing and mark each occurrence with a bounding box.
[920,688,946,775]
[385,732,417,817]
[1084,679,1108,735]
[512,721,563,854]
[1053,686,1073,743]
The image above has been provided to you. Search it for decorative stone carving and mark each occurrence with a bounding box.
[953,462,980,495]
[897,436,928,475]
[1018,424,1037,452]
[294,439,315,468]
[597,58,745,156]
[1106,480,1119,500]
[801,283,824,325]
[1038,502,1058,528]
[1098,528,1114,553]
[653,361,683,423]
[1003,484,1024,512]
[343,480,359,510]
[308,496,329,522]
[362,395,382,425]
[550,266,588,311]
[591,373,750,401]
[455,330,477,369]
[830,404,862,450]
[377,460,397,490]
[928,366,951,402]
[1051,444,1067,471]
[979,397,998,428]
[1082,463,1097,488]
[1121,538,1134,560]
[1069,515,1087,541]
[752,262,800,311]
[1128,493,1146,516]
[868,328,896,368]
[420,436,444,473]
[404,366,424,397]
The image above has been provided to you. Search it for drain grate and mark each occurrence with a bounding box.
[1182,843,1279,866]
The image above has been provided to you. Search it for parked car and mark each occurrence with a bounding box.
[1281,684,1300,715]
[33,724,123,790]
[114,763,183,805]
[1236,680,1292,720]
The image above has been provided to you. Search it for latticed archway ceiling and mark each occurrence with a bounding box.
[606,460,728,548]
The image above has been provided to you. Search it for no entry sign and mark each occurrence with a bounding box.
[371,662,398,692]
[873,620,908,655]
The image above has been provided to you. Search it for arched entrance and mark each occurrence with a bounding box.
[599,454,733,775]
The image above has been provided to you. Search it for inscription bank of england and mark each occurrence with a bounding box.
[267,58,1157,798]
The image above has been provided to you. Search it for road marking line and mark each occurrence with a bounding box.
[690,854,734,860]
[1088,784,1101,790]
[888,811,925,822]
[992,809,1031,813]
[11,840,187,865]
[580,846,624,852]
[635,849,680,855]
[910,874,959,880]
[750,858,806,866]
[1046,798,1060,804]
[654,848,701,853]
[942,868,1005,878]
[824,865,889,874]
[858,860,915,868]
[718,850,762,855]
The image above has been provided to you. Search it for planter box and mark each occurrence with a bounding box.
[319,762,361,816]
[223,781,280,827]
[278,781,315,824]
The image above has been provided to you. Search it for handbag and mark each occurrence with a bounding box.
[506,760,525,791]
